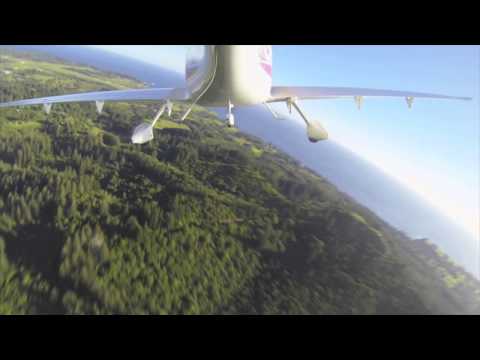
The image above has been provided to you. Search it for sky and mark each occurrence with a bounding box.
[92,45,479,240]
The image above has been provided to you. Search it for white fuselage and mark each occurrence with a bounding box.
[186,45,273,107]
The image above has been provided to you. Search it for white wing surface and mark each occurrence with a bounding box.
[269,86,472,102]
[0,87,191,108]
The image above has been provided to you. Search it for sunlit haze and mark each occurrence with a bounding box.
[91,45,479,242]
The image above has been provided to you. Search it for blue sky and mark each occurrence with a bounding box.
[92,45,479,240]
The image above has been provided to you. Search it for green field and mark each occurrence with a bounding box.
[154,119,190,131]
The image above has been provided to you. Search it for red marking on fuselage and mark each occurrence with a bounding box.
[260,63,272,77]
[258,46,272,78]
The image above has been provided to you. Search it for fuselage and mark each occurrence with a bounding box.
[186,45,272,107]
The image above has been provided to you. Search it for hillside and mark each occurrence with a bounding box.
[0,49,479,314]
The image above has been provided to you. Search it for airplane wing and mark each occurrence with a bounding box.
[266,86,471,142]
[268,86,472,103]
[0,87,191,109]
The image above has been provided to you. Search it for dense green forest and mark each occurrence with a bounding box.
[0,49,479,314]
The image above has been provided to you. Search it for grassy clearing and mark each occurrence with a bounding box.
[1,56,141,90]
[4,121,42,131]
[154,119,190,131]
[234,137,264,157]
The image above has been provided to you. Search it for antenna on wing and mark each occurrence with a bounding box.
[406,96,414,109]
[95,101,105,114]
[43,103,52,114]
[166,100,173,117]
[354,96,363,110]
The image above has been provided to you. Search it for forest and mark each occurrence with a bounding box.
[0,48,479,314]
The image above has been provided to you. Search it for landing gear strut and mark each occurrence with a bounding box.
[286,97,329,142]
[226,100,235,127]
